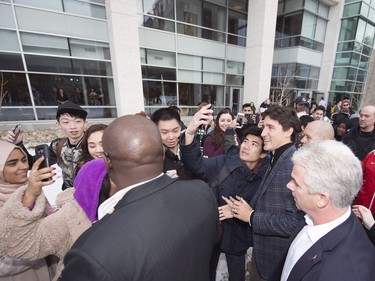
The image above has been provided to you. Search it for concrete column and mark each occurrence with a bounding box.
[317,1,344,102]
[106,0,144,115]
[244,0,278,109]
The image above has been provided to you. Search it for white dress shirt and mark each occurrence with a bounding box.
[97,173,164,220]
[281,207,351,281]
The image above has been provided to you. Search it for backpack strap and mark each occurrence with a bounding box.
[56,137,68,161]
[209,162,230,199]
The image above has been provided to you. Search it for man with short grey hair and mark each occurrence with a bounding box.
[269,140,375,281]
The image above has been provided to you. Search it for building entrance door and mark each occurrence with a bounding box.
[230,87,243,115]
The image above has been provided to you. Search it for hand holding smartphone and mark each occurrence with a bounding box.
[13,124,22,140]
[236,113,245,128]
[35,144,52,181]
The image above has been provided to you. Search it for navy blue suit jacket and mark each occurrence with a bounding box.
[269,212,375,281]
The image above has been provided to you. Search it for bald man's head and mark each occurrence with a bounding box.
[301,120,334,145]
[102,115,164,187]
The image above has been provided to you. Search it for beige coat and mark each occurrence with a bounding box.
[0,186,92,280]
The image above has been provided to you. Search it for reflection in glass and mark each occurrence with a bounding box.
[141,66,176,80]
[0,53,24,71]
[142,16,175,32]
[143,80,177,106]
[0,72,30,107]
[25,55,112,76]
[141,0,174,19]
[28,74,115,107]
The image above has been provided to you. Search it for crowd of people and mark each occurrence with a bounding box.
[1,96,375,281]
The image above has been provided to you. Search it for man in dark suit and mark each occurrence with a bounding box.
[61,115,220,281]
[269,140,375,281]
[223,106,304,280]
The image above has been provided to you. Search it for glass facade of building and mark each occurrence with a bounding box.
[0,0,116,121]
[270,0,329,104]
[137,0,248,116]
[329,0,375,110]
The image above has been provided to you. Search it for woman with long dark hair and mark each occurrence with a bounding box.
[203,108,235,157]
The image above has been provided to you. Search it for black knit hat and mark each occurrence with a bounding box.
[56,102,87,120]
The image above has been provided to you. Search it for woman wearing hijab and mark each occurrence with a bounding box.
[0,141,50,281]
[0,145,114,281]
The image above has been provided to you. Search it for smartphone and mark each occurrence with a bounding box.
[13,124,22,139]
[245,114,256,124]
[236,113,245,128]
[35,144,52,181]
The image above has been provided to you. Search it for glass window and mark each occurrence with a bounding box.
[145,49,175,67]
[357,70,366,82]
[359,54,369,69]
[302,12,315,39]
[29,74,115,106]
[21,33,69,56]
[72,59,112,76]
[64,0,106,19]
[339,18,358,41]
[363,23,375,46]
[226,61,244,75]
[369,8,375,23]
[178,83,222,106]
[142,15,175,32]
[315,18,327,42]
[355,19,366,43]
[305,0,318,13]
[343,3,361,17]
[318,2,329,18]
[348,67,357,80]
[361,2,370,17]
[337,41,355,51]
[142,66,176,80]
[228,0,248,13]
[0,52,24,70]
[335,52,351,66]
[228,34,246,46]
[0,3,16,29]
[141,0,174,20]
[203,58,224,72]
[143,80,177,106]
[226,74,244,85]
[332,67,348,79]
[25,55,112,76]
[0,30,20,52]
[228,10,247,36]
[178,54,202,70]
[176,0,202,25]
[284,0,303,13]
[283,13,303,36]
[0,72,30,109]
[202,2,227,32]
[350,52,360,67]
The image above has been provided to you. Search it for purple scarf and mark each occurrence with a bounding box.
[73,158,107,222]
